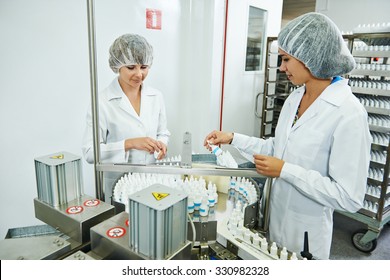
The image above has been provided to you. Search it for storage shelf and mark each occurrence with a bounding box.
[358,208,376,218]
[367,178,384,185]
[352,87,390,97]
[370,161,386,168]
[352,50,390,57]
[365,106,390,115]
[365,193,380,202]
[383,205,390,217]
[371,143,388,151]
[267,93,290,98]
[369,124,390,133]
[350,69,390,76]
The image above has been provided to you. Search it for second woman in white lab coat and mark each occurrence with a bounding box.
[204,13,371,259]
[82,34,170,200]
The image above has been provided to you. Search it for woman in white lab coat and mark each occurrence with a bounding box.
[204,13,371,259]
[82,34,170,199]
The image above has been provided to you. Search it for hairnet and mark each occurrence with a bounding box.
[109,34,153,73]
[278,12,355,79]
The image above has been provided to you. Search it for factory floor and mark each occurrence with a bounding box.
[330,211,390,260]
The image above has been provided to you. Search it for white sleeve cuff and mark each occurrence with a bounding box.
[280,162,302,183]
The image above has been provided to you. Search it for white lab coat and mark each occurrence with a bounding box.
[82,77,170,164]
[82,78,171,201]
[232,79,371,259]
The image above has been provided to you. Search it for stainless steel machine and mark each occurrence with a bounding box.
[0,148,307,261]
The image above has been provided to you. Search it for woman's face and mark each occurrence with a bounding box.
[118,64,149,89]
[278,49,312,85]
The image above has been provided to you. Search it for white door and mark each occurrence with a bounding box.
[221,0,282,137]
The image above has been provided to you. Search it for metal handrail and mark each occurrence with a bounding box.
[96,163,266,178]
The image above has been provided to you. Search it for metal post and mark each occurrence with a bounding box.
[86,0,104,200]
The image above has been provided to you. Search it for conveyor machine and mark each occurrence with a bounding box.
[0,149,304,261]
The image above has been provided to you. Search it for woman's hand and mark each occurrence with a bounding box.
[203,130,234,150]
[154,141,167,160]
[253,154,285,178]
[125,137,161,154]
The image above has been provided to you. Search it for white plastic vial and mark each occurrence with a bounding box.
[270,242,278,258]
[280,247,288,260]
[210,144,223,157]
[187,197,194,214]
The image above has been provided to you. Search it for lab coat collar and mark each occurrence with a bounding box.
[106,78,158,122]
[106,78,124,100]
[106,78,156,101]
[318,79,350,107]
[288,79,350,133]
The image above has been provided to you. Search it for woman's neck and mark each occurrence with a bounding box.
[304,78,332,99]
[297,78,332,118]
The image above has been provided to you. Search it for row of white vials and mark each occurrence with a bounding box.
[112,172,218,215]
[188,176,259,222]
[363,198,390,213]
[350,78,390,90]
[155,155,182,164]
[367,115,390,127]
[370,150,387,164]
[363,200,379,213]
[371,132,389,146]
[366,184,387,198]
[227,177,259,206]
[353,22,390,33]
[358,96,390,108]
[368,167,385,181]
[353,42,390,52]
[355,63,390,71]
[227,200,299,260]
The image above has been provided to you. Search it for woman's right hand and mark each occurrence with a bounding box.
[125,137,162,154]
[203,130,234,150]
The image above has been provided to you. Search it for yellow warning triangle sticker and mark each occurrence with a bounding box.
[152,192,169,201]
[50,154,64,159]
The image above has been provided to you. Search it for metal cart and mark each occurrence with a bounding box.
[339,31,390,253]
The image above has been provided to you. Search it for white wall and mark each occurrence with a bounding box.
[0,0,91,238]
[316,0,390,32]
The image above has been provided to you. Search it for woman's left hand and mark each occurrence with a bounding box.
[253,154,285,178]
[155,141,167,160]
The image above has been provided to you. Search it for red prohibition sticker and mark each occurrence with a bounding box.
[66,205,83,214]
[106,227,126,238]
[125,219,129,227]
[83,199,100,207]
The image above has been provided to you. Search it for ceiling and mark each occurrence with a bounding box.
[281,0,316,27]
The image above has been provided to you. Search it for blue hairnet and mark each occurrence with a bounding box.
[109,34,153,73]
[278,12,355,79]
